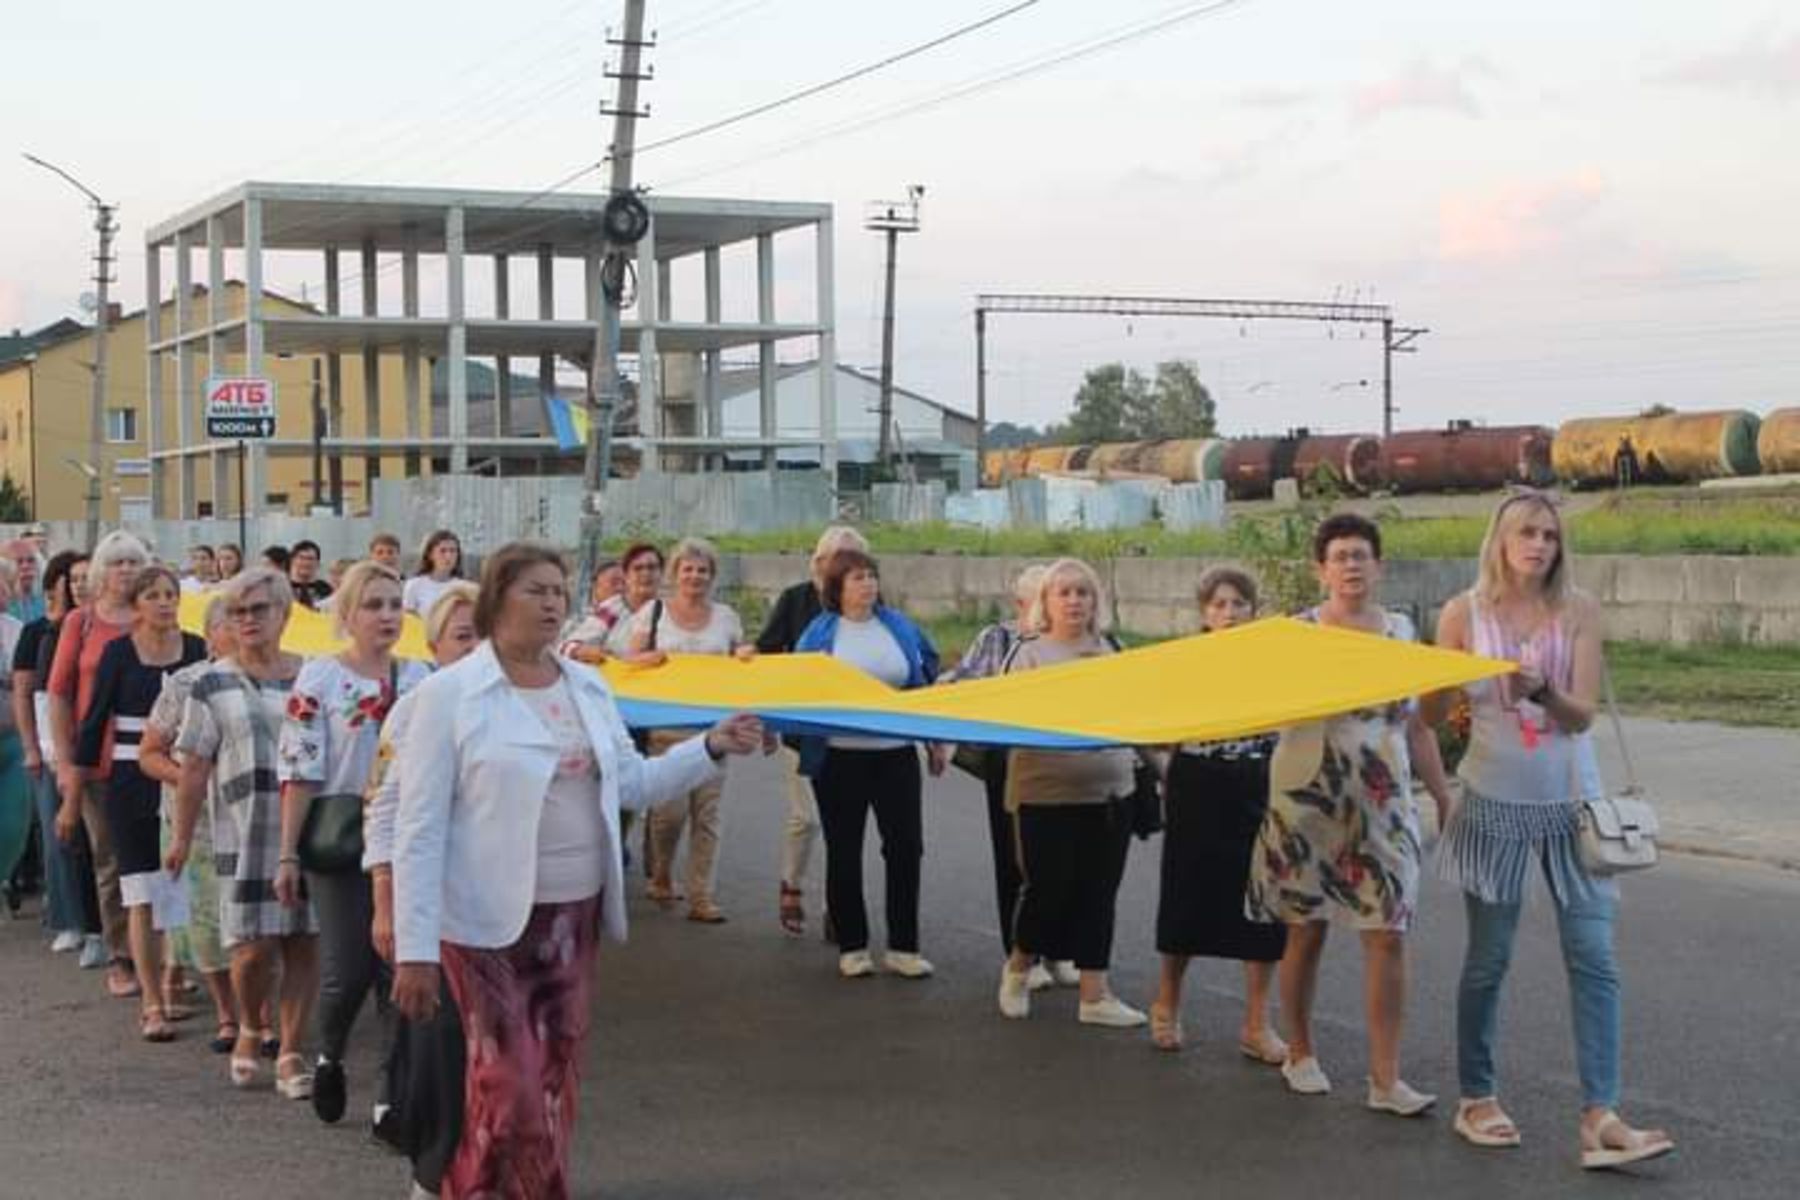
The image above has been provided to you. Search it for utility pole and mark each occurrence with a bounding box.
[578,0,654,581]
[1382,321,1427,437]
[24,153,115,549]
[865,186,923,468]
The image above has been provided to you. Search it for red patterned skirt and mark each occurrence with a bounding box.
[440,895,602,1200]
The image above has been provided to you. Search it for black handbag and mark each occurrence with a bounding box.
[297,661,398,875]
[1124,760,1164,840]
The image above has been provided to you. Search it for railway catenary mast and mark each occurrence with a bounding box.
[971,293,1429,454]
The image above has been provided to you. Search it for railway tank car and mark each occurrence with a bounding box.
[1380,424,1555,493]
[1553,410,1762,487]
[1755,408,1800,476]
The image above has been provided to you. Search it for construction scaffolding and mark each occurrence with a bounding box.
[144,181,837,519]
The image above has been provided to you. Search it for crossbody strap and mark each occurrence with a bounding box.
[1599,662,1638,795]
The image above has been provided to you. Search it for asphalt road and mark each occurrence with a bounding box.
[3,751,1794,1200]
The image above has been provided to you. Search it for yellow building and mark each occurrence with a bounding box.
[0,285,421,521]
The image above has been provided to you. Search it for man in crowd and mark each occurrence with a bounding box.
[287,539,334,610]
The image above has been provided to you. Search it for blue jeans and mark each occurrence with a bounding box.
[32,763,97,935]
[1458,874,1621,1110]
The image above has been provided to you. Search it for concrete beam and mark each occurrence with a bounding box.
[145,240,164,518]
[446,206,468,474]
[174,230,195,516]
[757,232,776,471]
[816,213,837,480]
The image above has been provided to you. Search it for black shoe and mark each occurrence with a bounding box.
[312,1058,347,1124]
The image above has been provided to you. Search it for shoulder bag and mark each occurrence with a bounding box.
[1576,666,1659,876]
[298,661,399,875]
[1099,635,1164,839]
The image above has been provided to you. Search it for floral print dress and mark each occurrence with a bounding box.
[1246,609,1423,933]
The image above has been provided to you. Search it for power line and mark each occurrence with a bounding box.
[655,0,1256,188]
[633,1,1041,158]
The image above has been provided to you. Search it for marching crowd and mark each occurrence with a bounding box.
[2,495,1674,1199]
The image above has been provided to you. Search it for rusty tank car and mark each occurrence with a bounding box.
[1554,410,1762,486]
[1380,424,1555,493]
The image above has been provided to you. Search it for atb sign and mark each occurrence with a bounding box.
[205,376,278,439]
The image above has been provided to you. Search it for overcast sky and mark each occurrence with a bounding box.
[4,0,1795,437]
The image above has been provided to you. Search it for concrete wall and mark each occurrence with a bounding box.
[722,553,1800,645]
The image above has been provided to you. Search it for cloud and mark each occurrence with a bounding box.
[1652,29,1800,101]
[1437,170,1607,264]
[1233,86,1313,109]
[1350,59,1488,124]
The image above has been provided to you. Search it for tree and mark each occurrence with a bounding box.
[984,421,1044,449]
[0,472,29,522]
[1063,359,1218,444]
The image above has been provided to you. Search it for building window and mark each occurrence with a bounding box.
[105,407,138,444]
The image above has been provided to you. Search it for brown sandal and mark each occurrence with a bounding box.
[140,1006,176,1043]
[779,884,805,937]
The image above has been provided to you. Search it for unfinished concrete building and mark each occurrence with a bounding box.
[143,181,836,518]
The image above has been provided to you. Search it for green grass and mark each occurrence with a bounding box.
[636,494,1800,561]
[1605,640,1800,729]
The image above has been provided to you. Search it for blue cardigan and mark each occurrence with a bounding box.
[793,604,939,777]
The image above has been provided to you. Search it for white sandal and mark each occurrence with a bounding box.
[1580,1112,1674,1170]
[1454,1098,1521,1148]
[274,1053,314,1101]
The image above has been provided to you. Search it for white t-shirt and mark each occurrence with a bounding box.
[402,574,462,618]
[516,677,608,903]
[829,615,908,751]
[626,600,742,655]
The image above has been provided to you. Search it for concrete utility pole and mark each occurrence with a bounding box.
[866,186,923,468]
[578,0,653,578]
[24,153,115,548]
[1381,320,1427,438]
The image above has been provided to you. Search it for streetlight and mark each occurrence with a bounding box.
[25,152,116,551]
[1330,379,1370,392]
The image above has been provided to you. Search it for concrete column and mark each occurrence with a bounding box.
[174,230,195,516]
[703,246,722,450]
[402,227,421,477]
[757,231,777,472]
[243,196,267,517]
[494,253,511,438]
[324,248,344,513]
[536,243,555,437]
[445,206,468,475]
[206,216,226,519]
[145,239,164,518]
[816,213,837,480]
[637,217,661,472]
[361,238,380,491]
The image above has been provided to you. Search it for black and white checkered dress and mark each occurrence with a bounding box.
[176,660,316,946]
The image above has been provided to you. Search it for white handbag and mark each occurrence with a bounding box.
[1576,667,1660,876]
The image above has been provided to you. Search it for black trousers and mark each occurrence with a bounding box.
[814,747,923,954]
[309,869,395,1075]
[982,757,1022,955]
[1012,802,1132,971]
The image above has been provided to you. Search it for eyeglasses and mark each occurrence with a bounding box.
[228,602,276,622]
[1325,549,1375,565]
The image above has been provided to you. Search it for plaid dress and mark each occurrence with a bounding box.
[176,660,316,946]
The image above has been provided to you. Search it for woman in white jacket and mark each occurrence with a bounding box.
[390,543,762,1200]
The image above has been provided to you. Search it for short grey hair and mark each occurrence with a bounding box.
[668,536,720,580]
[92,531,149,573]
[202,595,230,632]
[220,565,294,615]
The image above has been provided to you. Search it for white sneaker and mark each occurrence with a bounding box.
[77,935,106,969]
[838,950,876,978]
[1025,962,1054,992]
[1077,994,1148,1028]
[50,930,83,953]
[997,965,1031,1019]
[1282,1055,1332,1096]
[409,1182,440,1200]
[1051,959,1081,987]
[883,951,934,979]
[1367,1078,1437,1117]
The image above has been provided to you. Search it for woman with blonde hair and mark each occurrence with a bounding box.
[756,524,868,938]
[165,567,318,1098]
[997,557,1146,1027]
[1428,491,1672,1169]
[624,536,750,923]
[277,560,431,1126]
[49,529,148,1000]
